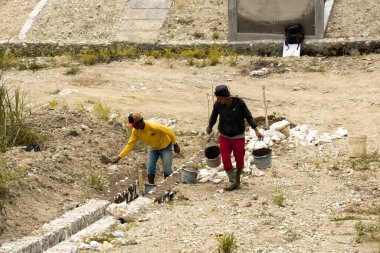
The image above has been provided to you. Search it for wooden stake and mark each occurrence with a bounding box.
[262,86,268,128]
[138,170,144,196]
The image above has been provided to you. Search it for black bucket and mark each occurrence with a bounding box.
[205,145,221,168]
[252,148,272,169]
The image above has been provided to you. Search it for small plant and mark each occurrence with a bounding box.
[228,54,238,66]
[355,220,380,243]
[88,171,106,191]
[83,232,115,244]
[284,228,301,242]
[212,31,220,40]
[144,56,154,65]
[0,74,39,152]
[150,50,161,59]
[81,50,97,65]
[273,191,285,207]
[29,60,44,71]
[208,47,220,66]
[350,151,380,171]
[94,100,111,121]
[65,66,80,75]
[76,103,86,112]
[193,32,205,39]
[99,48,111,63]
[216,233,237,253]
[49,100,58,108]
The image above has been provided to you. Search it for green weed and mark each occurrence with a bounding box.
[49,100,58,108]
[81,50,97,65]
[355,219,380,243]
[0,74,39,152]
[216,233,237,253]
[193,32,205,39]
[350,151,380,171]
[208,47,220,66]
[94,100,111,121]
[83,232,115,244]
[65,66,80,75]
[212,31,220,40]
[284,228,301,242]
[273,191,285,207]
[88,171,106,191]
[228,54,238,66]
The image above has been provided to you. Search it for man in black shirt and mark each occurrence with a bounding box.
[206,84,263,191]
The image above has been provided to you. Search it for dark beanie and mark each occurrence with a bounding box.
[214,84,230,97]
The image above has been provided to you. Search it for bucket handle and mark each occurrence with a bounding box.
[253,139,270,149]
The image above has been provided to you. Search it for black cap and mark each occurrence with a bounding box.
[214,84,230,97]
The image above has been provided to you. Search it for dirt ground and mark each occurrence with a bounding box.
[0,0,379,252]
[0,54,379,252]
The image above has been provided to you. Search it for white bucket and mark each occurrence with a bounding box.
[348,135,367,158]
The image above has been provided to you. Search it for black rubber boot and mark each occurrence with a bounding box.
[148,174,155,184]
[236,169,243,188]
[224,169,238,191]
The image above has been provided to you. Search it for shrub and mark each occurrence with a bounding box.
[216,233,237,253]
[0,73,39,152]
[65,66,80,75]
[94,100,111,121]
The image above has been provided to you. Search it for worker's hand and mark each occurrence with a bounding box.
[173,143,180,154]
[254,128,264,140]
[206,127,212,135]
[111,156,121,164]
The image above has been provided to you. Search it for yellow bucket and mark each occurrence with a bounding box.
[348,135,367,158]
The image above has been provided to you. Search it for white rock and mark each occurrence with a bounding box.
[212,178,223,184]
[270,120,290,131]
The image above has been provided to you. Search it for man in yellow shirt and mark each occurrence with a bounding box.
[112,112,180,184]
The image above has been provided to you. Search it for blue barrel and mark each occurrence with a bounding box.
[252,148,272,169]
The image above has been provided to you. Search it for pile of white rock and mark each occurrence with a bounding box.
[197,120,348,183]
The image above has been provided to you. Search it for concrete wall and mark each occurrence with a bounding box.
[229,0,325,41]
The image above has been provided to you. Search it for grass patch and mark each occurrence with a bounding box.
[83,232,115,244]
[273,191,286,207]
[64,66,80,75]
[0,158,26,212]
[355,219,380,243]
[94,100,111,121]
[332,215,362,221]
[350,151,380,171]
[88,170,106,191]
[49,100,58,108]
[284,228,301,242]
[216,233,237,253]
[0,71,39,152]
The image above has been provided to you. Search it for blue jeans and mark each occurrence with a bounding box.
[147,143,173,177]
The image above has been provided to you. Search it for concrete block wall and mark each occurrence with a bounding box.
[0,199,110,253]
[228,0,326,41]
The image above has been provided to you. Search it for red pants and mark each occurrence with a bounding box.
[219,135,245,171]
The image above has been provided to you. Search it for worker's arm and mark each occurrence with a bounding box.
[111,130,138,163]
[207,103,218,134]
[160,125,180,153]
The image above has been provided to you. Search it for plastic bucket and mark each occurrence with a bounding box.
[205,145,221,168]
[180,168,198,184]
[144,184,156,194]
[348,135,367,158]
[252,148,272,169]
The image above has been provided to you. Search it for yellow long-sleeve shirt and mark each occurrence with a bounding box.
[118,120,177,158]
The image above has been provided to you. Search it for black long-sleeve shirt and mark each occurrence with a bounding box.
[208,97,257,137]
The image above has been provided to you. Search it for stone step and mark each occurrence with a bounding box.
[42,216,117,253]
[0,199,110,253]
